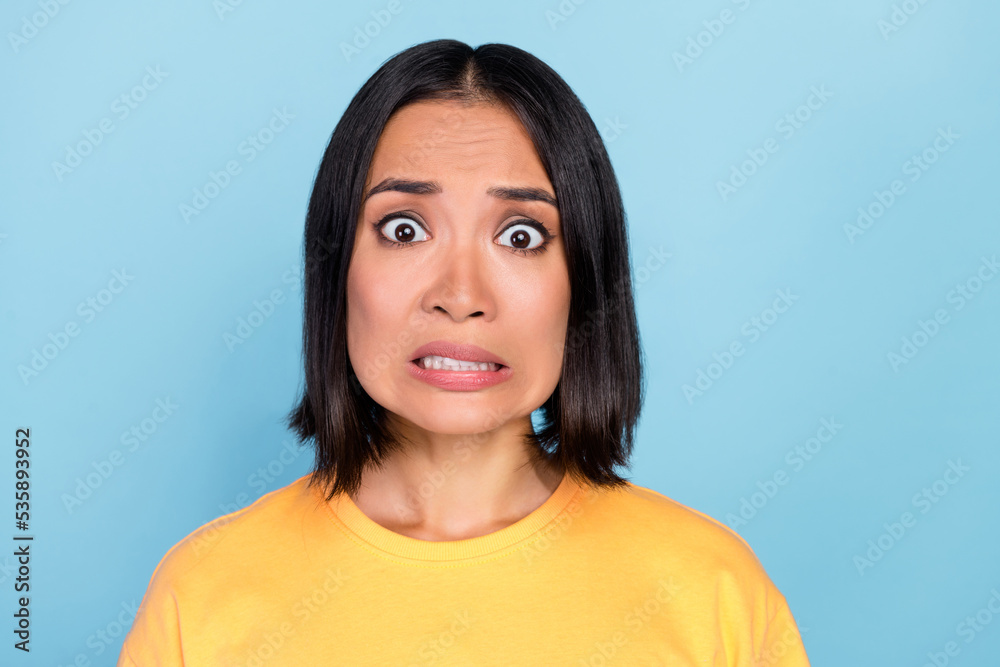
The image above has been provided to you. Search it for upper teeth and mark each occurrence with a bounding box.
[418,355,499,371]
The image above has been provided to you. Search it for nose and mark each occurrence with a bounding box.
[420,244,496,322]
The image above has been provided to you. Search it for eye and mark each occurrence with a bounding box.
[375,213,429,246]
[496,221,552,255]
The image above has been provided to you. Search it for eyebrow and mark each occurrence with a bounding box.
[362,177,558,208]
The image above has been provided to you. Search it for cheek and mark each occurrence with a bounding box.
[346,269,391,392]
[518,276,571,369]
[345,267,380,362]
[346,261,411,363]
[543,292,570,342]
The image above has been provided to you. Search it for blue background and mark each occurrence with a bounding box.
[2,0,998,664]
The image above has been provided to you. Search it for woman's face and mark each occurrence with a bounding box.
[346,99,570,438]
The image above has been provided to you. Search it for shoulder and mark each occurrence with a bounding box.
[586,480,778,593]
[120,474,325,662]
[590,482,807,652]
[594,480,760,555]
[141,473,321,593]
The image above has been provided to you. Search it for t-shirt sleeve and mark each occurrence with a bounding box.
[115,557,186,666]
[756,590,810,666]
[116,642,139,667]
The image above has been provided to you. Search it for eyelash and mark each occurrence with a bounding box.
[372,211,554,256]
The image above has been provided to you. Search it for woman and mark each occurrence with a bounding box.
[118,39,810,665]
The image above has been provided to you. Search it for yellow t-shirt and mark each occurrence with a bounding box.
[118,471,810,666]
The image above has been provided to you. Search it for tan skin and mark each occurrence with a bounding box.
[344,99,570,541]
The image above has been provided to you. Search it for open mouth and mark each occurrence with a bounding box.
[411,355,503,372]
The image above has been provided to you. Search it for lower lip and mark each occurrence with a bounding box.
[406,360,513,391]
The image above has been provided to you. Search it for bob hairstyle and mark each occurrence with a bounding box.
[286,38,644,501]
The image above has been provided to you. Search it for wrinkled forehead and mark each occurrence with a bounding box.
[363,100,549,194]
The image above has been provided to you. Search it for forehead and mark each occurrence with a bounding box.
[367,100,550,184]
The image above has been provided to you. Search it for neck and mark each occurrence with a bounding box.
[349,414,564,541]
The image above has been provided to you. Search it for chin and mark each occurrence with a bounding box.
[387,398,522,439]
[401,412,504,438]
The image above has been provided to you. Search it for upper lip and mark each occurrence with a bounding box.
[410,341,508,366]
